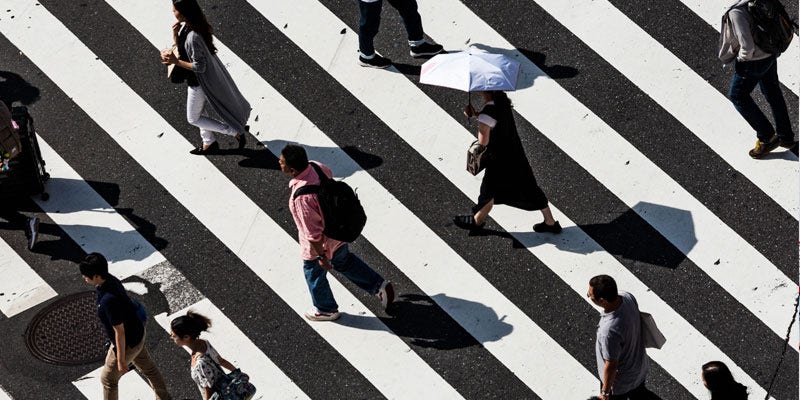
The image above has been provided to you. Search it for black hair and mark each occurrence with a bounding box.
[171,311,212,340]
[702,361,748,400]
[281,144,309,172]
[173,0,217,53]
[79,252,109,279]
[487,90,513,109]
[589,274,619,302]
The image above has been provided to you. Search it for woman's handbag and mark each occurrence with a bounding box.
[466,140,488,176]
[205,355,257,400]
[640,312,666,349]
[166,45,188,84]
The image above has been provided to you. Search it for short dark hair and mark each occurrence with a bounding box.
[281,144,309,172]
[79,252,109,279]
[171,311,211,339]
[589,274,618,302]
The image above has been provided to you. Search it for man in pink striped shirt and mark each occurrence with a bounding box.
[280,144,394,321]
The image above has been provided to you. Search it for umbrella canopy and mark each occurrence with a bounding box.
[420,50,520,92]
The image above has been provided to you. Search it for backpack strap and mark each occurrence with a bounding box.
[308,161,329,183]
[292,184,320,200]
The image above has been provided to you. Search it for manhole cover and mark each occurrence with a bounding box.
[25,291,107,365]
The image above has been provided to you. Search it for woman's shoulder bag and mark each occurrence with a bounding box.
[467,140,488,176]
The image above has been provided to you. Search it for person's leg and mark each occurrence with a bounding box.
[100,346,122,400]
[540,206,556,225]
[303,259,339,312]
[758,57,794,143]
[729,60,775,142]
[131,338,172,400]
[358,0,383,57]
[186,86,233,143]
[386,0,424,43]
[627,382,661,400]
[329,244,383,295]
[473,199,493,226]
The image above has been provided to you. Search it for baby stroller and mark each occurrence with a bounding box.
[0,101,49,202]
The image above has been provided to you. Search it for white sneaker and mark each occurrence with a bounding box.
[304,308,340,321]
[377,280,395,310]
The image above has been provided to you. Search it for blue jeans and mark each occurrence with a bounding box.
[302,244,384,313]
[729,55,793,143]
[358,0,424,56]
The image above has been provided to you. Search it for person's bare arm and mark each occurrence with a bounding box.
[112,324,129,373]
[217,355,237,372]
[477,123,491,146]
[600,359,619,400]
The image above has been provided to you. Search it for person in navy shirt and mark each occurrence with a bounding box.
[80,253,171,400]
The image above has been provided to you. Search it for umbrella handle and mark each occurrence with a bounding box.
[466,92,472,126]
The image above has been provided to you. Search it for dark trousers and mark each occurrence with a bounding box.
[728,55,793,143]
[358,0,424,56]
[609,382,660,400]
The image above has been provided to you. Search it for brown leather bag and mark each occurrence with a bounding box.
[0,102,22,159]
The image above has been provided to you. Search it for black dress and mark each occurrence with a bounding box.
[472,102,548,214]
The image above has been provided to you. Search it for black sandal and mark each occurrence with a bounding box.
[453,215,485,230]
[189,141,219,155]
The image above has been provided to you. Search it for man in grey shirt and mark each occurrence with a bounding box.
[724,0,795,158]
[589,275,657,400]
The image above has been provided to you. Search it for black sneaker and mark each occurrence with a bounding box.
[358,54,392,69]
[533,221,562,234]
[410,42,443,58]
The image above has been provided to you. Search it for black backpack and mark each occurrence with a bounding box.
[293,162,367,242]
[747,0,798,55]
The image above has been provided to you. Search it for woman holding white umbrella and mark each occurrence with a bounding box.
[455,90,561,233]
[420,49,560,233]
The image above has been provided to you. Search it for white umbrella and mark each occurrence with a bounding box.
[420,49,520,92]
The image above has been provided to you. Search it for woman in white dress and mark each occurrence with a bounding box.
[170,312,238,399]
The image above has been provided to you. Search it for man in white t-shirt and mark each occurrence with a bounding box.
[357,0,443,68]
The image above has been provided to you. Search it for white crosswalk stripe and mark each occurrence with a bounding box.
[0,0,795,399]
[0,237,56,317]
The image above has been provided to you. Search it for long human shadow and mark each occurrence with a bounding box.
[509,202,696,269]
[6,178,169,263]
[334,293,513,350]
[244,140,384,178]
[0,70,41,108]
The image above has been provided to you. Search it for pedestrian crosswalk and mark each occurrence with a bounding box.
[0,0,796,399]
